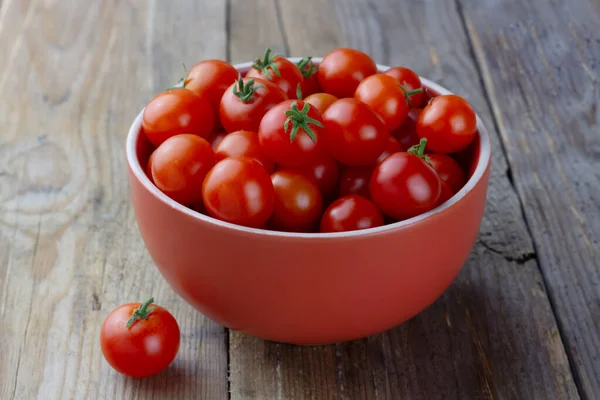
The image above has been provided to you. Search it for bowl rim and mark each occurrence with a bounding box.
[126,57,492,239]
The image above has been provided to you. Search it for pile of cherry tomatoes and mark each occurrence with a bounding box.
[141,48,478,233]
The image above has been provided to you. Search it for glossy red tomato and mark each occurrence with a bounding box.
[246,48,304,99]
[220,77,287,133]
[317,48,377,98]
[427,154,466,194]
[392,108,422,149]
[323,98,388,166]
[184,60,239,131]
[258,100,325,167]
[377,135,404,163]
[417,94,477,153]
[202,157,275,228]
[384,67,424,107]
[215,130,275,172]
[354,73,415,132]
[296,57,320,96]
[209,132,228,149]
[320,195,384,233]
[304,93,338,115]
[142,88,214,147]
[150,134,215,205]
[338,166,373,199]
[100,297,180,378]
[269,170,323,232]
[369,139,442,220]
[438,180,453,206]
[145,152,155,183]
[287,153,339,200]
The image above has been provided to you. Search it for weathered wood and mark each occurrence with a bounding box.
[460,0,600,397]
[228,0,579,399]
[0,1,228,399]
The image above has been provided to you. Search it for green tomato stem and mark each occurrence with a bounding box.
[126,297,157,329]
[284,101,323,143]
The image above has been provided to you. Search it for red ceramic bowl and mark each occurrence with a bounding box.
[126,59,492,345]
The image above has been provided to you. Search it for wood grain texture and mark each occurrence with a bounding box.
[460,0,600,397]
[0,1,228,399]
[228,0,580,399]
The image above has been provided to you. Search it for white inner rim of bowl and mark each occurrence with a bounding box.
[126,58,492,239]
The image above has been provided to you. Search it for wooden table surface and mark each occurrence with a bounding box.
[1,0,598,399]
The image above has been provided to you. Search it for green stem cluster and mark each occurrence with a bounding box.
[284,101,323,142]
[126,297,157,329]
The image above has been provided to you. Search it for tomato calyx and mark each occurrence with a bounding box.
[284,101,323,142]
[126,297,157,329]
[407,138,432,166]
[398,82,424,108]
[296,57,317,78]
[252,47,281,80]
[232,76,265,103]
[166,63,189,91]
[296,83,303,100]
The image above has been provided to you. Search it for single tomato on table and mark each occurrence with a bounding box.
[427,153,466,194]
[317,48,377,98]
[384,66,424,107]
[269,170,323,232]
[417,94,477,154]
[142,88,214,147]
[304,92,338,115]
[220,76,287,133]
[323,98,388,166]
[258,100,325,167]
[215,130,275,172]
[246,48,304,99]
[320,195,384,233]
[100,297,180,378]
[370,138,442,220]
[150,134,215,205]
[202,156,275,228]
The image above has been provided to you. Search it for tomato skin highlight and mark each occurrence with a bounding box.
[202,157,275,228]
[323,98,388,166]
[258,100,325,167]
[384,67,424,107]
[219,77,287,133]
[416,94,477,154]
[100,300,180,378]
[184,60,239,131]
[209,132,228,149]
[369,152,442,220]
[304,93,338,115]
[338,165,374,199]
[320,195,384,233]
[427,153,466,194]
[287,153,339,200]
[269,170,323,232]
[215,130,275,173]
[142,88,214,147]
[150,134,215,205]
[318,48,377,98]
[354,73,410,132]
[246,53,304,99]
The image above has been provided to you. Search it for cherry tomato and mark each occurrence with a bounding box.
[384,67,424,107]
[323,98,388,166]
[354,73,413,132]
[202,157,275,228]
[304,93,338,115]
[438,180,453,206]
[338,166,373,199]
[246,48,304,99]
[150,134,215,205]
[215,130,275,172]
[100,297,180,378]
[392,108,422,149]
[145,152,155,183]
[320,195,384,233]
[209,132,228,149]
[142,88,214,147]
[269,170,323,232]
[377,135,404,163]
[417,94,477,154]
[317,48,377,98]
[287,153,339,200]
[220,77,287,133]
[427,154,466,194]
[258,100,325,167]
[184,60,239,131]
[296,57,320,96]
[369,139,442,220]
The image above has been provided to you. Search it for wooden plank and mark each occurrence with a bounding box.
[459,0,600,397]
[0,1,228,399]
[228,0,580,399]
